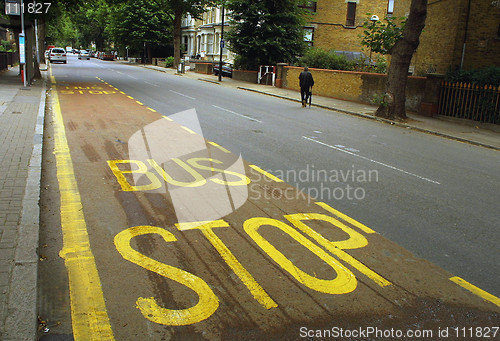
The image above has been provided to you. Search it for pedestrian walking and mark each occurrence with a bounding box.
[299,67,314,108]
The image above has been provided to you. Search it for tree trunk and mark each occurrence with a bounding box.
[173,10,182,69]
[376,0,427,120]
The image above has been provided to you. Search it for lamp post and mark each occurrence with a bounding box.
[218,3,225,82]
[369,15,379,66]
[20,0,26,87]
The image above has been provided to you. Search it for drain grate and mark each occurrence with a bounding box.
[11,111,23,114]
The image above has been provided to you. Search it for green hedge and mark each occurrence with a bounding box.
[297,48,387,73]
[445,66,500,86]
[298,48,355,71]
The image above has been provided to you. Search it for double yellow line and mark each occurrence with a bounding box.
[51,71,115,340]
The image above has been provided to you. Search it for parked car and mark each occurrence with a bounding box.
[78,50,90,60]
[213,62,233,78]
[100,51,114,61]
[49,48,67,64]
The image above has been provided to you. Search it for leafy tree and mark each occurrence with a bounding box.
[108,0,172,59]
[151,0,217,67]
[70,0,112,50]
[361,1,427,120]
[45,8,80,47]
[226,0,308,70]
[361,15,406,56]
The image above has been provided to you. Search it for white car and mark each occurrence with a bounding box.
[49,48,67,64]
[78,50,90,60]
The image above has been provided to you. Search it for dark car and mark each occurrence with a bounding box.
[213,62,233,78]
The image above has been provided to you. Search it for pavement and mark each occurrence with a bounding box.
[0,66,46,341]
[137,62,500,151]
[0,60,499,340]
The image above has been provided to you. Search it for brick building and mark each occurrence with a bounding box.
[405,0,500,74]
[182,1,499,74]
[309,0,500,74]
[306,0,391,52]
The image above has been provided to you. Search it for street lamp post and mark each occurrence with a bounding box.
[20,0,26,87]
[369,15,379,66]
[218,3,225,82]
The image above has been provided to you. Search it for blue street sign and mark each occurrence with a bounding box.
[19,34,25,64]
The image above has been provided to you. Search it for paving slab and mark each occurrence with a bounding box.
[0,68,46,341]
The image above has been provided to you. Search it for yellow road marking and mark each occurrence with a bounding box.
[244,217,357,294]
[175,221,278,309]
[208,141,230,154]
[450,277,500,307]
[127,96,134,100]
[249,165,283,182]
[52,71,115,339]
[136,101,143,105]
[285,213,391,287]
[316,202,376,234]
[176,220,229,231]
[181,126,196,134]
[147,107,157,112]
[114,226,219,325]
[162,115,173,121]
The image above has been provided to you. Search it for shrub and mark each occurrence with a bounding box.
[445,66,500,86]
[0,40,14,52]
[298,48,355,71]
[165,56,174,68]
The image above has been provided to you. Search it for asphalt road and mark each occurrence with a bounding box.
[77,55,499,296]
[38,54,500,340]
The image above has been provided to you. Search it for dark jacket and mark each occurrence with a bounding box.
[299,71,314,89]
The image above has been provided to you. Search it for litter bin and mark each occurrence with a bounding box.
[178,61,185,73]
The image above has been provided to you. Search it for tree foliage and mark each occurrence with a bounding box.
[108,0,172,54]
[360,15,406,55]
[45,7,80,47]
[42,0,212,60]
[227,0,308,70]
[298,48,354,71]
[446,66,500,87]
[155,0,217,67]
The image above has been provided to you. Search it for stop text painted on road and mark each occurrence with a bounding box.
[113,199,391,326]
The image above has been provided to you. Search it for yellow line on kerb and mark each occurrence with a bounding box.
[51,71,115,340]
[249,165,283,182]
[450,276,500,307]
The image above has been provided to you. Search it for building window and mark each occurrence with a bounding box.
[304,27,314,46]
[299,1,317,12]
[387,0,394,16]
[346,2,357,27]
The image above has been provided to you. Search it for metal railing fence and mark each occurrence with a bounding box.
[438,81,500,125]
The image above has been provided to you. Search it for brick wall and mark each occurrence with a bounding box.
[282,66,427,112]
[461,0,500,69]
[398,0,500,73]
[311,0,389,53]
[310,0,500,75]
